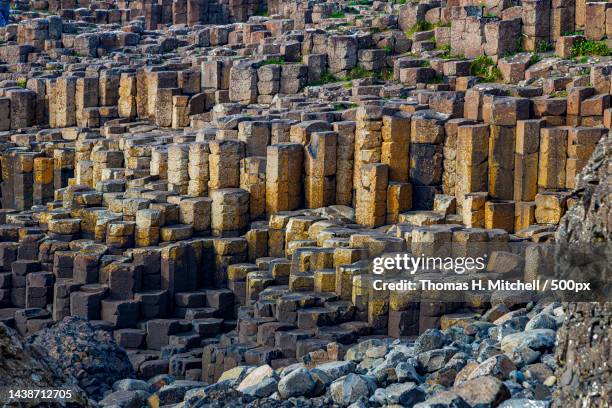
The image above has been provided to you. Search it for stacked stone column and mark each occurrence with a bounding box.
[354,106,383,196]
[208,140,245,191]
[55,77,77,128]
[538,127,568,191]
[6,89,36,129]
[168,144,190,194]
[33,157,54,205]
[265,143,303,214]
[456,124,489,214]
[333,121,356,206]
[356,163,388,228]
[91,149,123,188]
[240,157,267,220]
[119,73,138,119]
[409,111,446,209]
[188,142,210,197]
[53,148,75,190]
[151,146,168,180]
[382,112,412,222]
[304,131,337,209]
[76,77,99,128]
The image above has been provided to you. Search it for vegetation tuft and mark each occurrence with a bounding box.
[260,57,285,65]
[406,21,433,37]
[569,39,611,58]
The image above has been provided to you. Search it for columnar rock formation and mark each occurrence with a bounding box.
[0,0,610,406]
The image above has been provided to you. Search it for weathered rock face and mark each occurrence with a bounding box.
[27,316,135,400]
[553,132,612,407]
[0,323,92,406]
[556,131,611,246]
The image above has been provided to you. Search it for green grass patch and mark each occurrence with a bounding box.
[528,53,541,66]
[254,9,268,16]
[470,56,502,82]
[308,71,340,86]
[483,66,503,82]
[436,44,465,60]
[570,38,611,58]
[406,21,433,37]
[381,45,393,54]
[536,41,554,53]
[333,102,359,110]
[550,90,568,98]
[330,10,346,18]
[347,0,372,5]
[427,74,444,84]
[378,67,394,81]
[561,30,584,36]
[344,66,374,80]
[470,55,494,76]
[260,57,285,65]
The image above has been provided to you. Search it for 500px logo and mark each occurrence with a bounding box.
[372,253,487,275]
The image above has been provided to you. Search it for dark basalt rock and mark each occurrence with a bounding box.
[553,132,612,406]
[0,322,93,407]
[28,316,135,400]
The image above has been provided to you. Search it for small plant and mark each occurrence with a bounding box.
[470,55,494,76]
[420,60,431,67]
[469,56,502,82]
[333,102,359,110]
[378,67,394,81]
[550,90,568,98]
[17,79,27,89]
[561,30,584,36]
[260,57,285,65]
[434,21,451,28]
[483,66,503,82]
[254,8,268,16]
[344,66,374,80]
[570,38,611,58]
[330,10,346,19]
[308,71,339,86]
[347,0,372,5]
[578,56,590,64]
[528,53,541,66]
[536,41,554,53]
[427,74,444,84]
[381,45,393,54]
[483,12,498,18]
[436,44,465,60]
[45,64,61,71]
[406,21,433,37]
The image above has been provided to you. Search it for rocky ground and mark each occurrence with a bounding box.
[91,298,565,408]
[0,297,569,407]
